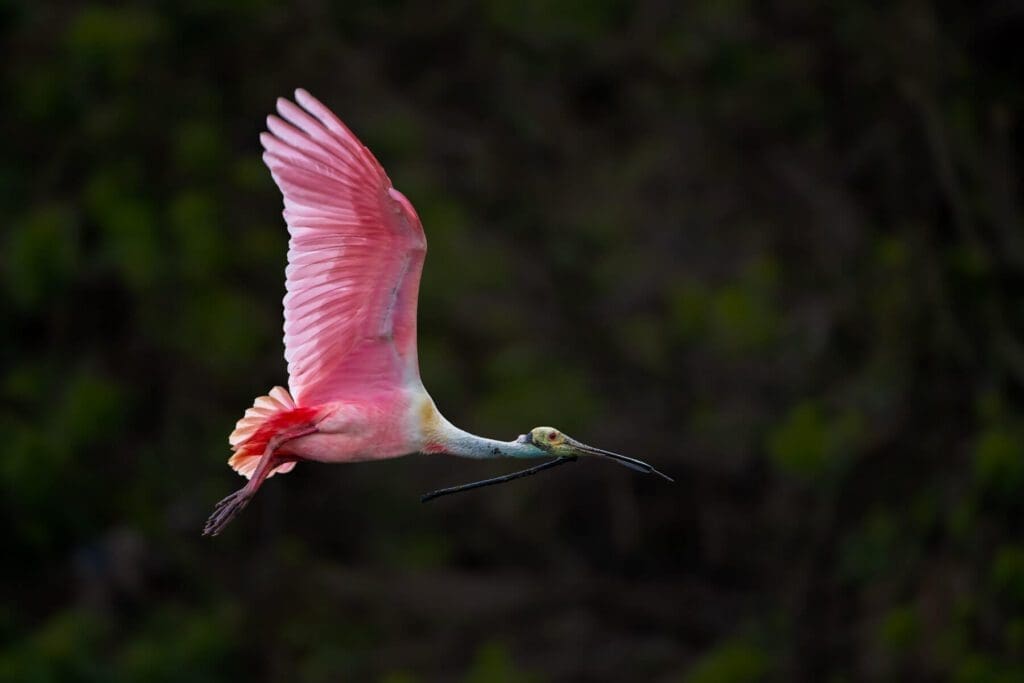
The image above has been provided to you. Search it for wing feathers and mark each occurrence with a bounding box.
[263,90,426,406]
[276,100,377,179]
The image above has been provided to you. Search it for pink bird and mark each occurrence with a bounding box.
[203,90,671,536]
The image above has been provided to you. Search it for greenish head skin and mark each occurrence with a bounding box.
[516,426,674,481]
[526,426,573,455]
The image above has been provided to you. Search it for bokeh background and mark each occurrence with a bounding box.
[3,1,1024,681]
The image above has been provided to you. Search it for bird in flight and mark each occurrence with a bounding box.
[203,90,672,536]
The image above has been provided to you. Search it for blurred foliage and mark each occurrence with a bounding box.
[464,641,539,683]
[684,639,771,683]
[2,0,1023,681]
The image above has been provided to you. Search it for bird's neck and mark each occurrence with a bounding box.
[432,417,542,460]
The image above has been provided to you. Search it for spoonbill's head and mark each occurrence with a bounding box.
[518,427,674,481]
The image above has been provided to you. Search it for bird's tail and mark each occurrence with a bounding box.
[227,386,314,479]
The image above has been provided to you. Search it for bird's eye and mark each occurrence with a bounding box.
[548,431,558,441]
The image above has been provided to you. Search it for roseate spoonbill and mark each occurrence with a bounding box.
[203,90,671,536]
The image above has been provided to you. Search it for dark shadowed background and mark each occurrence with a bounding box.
[3,1,1024,681]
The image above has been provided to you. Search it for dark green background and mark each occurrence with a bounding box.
[3,1,1023,681]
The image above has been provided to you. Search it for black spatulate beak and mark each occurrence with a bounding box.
[564,437,674,482]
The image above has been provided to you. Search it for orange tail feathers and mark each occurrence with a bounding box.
[227,387,318,479]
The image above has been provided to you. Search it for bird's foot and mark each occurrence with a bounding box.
[203,487,253,537]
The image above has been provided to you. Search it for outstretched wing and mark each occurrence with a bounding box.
[261,89,427,407]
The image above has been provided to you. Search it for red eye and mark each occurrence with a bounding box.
[548,432,558,441]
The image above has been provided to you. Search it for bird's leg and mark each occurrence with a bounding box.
[420,456,577,503]
[203,425,316,536]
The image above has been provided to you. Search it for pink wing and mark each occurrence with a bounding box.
[261,90,427,407]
